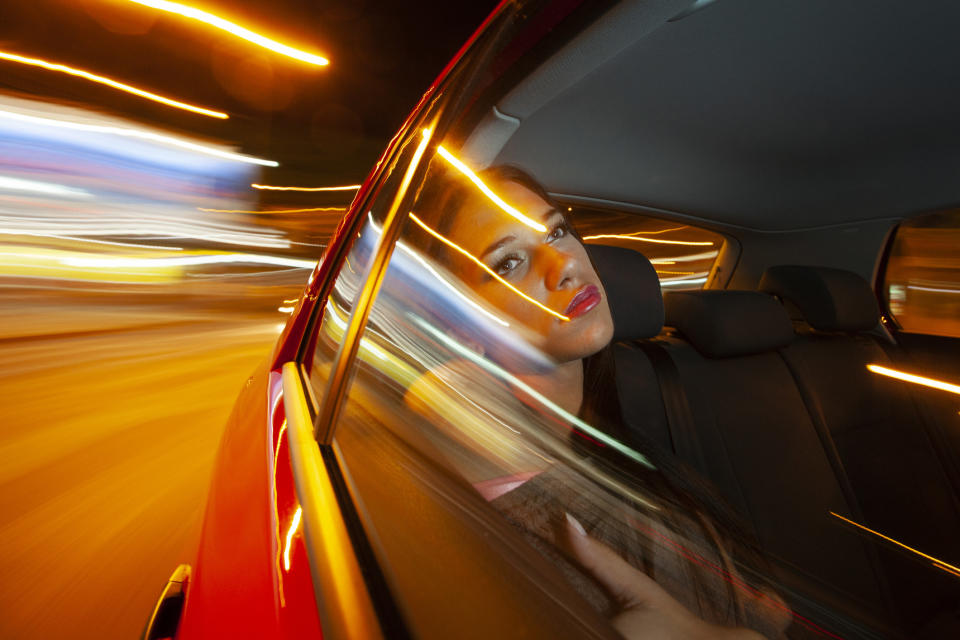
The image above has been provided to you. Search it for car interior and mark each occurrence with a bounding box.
[292,1,960,638]
[437,0,960,636]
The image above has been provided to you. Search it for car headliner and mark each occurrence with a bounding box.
[477,0,960,232]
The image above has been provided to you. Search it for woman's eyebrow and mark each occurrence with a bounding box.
[481,235,516,259]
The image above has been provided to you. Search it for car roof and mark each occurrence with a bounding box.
[467,0,960,232]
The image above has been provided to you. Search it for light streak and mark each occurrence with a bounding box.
[272,418,288,604]
[0,49,228,119]
[867,364,960,396]
[655,270,695,276]
[907,284,960,295]
[60,252,315,269]
[282,298,299,304]
[365,212,509,328]
[283,506,302,571]
[409,212,569,322]
[618,225,688,236]
[660,277,708,287]
[0,218,289,250]
[278,306,294,313]
[413,316,655,472]
[198,206,346,213]
[0,108,277,166]
[830,511,960,578]
[647,250,720,263]
[426,130,547,233]
[581,233,713,246]
[251,183,359,192]
[0,175,91,199]
[127,0,328,66]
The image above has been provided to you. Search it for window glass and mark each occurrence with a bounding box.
[884,210,960,338]
[304,120,438,403]
[568,205,724,290]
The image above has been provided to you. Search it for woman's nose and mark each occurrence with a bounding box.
[544,246,577,291]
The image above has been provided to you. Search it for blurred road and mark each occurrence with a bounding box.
[0,280,304,639]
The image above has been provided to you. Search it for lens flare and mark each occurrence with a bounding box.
[126,0,329,66]
[0,49,228,119]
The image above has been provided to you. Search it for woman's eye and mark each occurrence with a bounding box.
[494,255,523,276]
[547,223,568,242]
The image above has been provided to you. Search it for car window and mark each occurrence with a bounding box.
[568,204,725,290]
[883,210,960,338]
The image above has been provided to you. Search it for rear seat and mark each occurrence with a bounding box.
[657,289,897,633]
[759,265,960,631]
[586,245,900,636]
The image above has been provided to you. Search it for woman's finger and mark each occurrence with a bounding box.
[563,513,663,607]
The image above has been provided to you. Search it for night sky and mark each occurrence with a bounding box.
[0,0,497,183]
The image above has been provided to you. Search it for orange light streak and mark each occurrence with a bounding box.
[272,417,288,605]
[198,206,346,213]
[283,506,302,571]
[621,225,688,235]
[830,511,960,577]
[0,50,228,119]
[581,233,713,246]
[409,212,569,322]
[655,270,695,276]
[251,183,360,192]
[866,364,960,396]
[126,0,329,66]
[425,130,547,233]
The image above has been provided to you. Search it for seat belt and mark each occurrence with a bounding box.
[630,340,709,477]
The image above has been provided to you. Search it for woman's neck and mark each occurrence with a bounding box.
[517,358,584,416]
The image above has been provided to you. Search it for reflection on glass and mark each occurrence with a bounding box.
[884,210,960,338]
[331,162,800,639]
[571,206,723,290]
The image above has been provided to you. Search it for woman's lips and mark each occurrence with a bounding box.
[565,284,601,319]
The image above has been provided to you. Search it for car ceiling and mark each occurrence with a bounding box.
[492,0,960,232]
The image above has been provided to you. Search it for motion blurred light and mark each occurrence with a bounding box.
[126,0,329,66]
[0,50,228,119]
[251,184,361,192]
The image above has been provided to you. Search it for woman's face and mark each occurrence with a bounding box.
[445,179,614,363]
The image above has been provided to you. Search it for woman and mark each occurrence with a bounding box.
[409,164,794,639]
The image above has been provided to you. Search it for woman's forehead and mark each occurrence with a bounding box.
[448,181,553,250]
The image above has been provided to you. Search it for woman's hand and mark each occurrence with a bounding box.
[564,513,765,640]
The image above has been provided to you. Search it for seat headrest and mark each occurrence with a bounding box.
[664,290,794,358]
[586,244,663,341]
[759,265,879,332]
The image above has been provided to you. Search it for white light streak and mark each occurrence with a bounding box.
[0,108,277,167]
[0,175,91,199]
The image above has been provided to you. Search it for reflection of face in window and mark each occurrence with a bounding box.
[421,170,614,365]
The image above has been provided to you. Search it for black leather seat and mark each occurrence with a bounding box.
[760,265,960,631]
